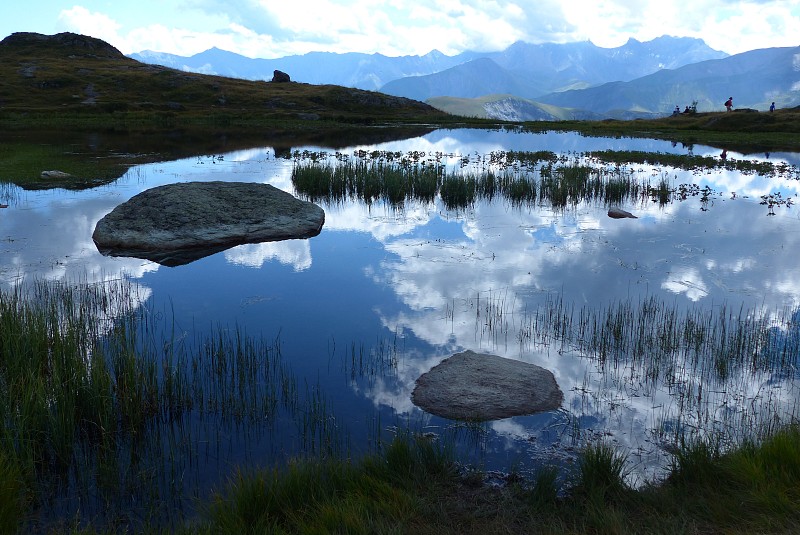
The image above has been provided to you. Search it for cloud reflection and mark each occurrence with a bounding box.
[319,147,800,481]
[225,240,313,270]
[0,191,159,289]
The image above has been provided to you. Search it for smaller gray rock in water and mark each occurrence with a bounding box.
[41,170,73,179]
[411,350,562,421]
[608,207,638,219]
[272,70,290,83]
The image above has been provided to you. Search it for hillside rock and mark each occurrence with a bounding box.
[411,350,562,421]
[272,69,290,83]
[93,181,325,266]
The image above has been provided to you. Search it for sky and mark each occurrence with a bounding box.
[1,1,799,59]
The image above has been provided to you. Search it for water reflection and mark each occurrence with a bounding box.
[2,128,800,520]
[225,240,313,270]
[0,191,159,286]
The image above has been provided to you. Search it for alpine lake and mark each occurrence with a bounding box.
[2,126,800,530]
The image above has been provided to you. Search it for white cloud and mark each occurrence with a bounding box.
[123,23,280,57]
[57,6,122,46]
[30,0,800,58]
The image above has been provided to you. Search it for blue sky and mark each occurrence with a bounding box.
[2,1,799,58]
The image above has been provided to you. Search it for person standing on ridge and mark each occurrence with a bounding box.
[770,102,775,112]
[725,97,733,112]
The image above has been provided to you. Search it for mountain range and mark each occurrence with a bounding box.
[130,36,800,120]
[130,47,468,92]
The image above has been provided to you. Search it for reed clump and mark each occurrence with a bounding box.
[589,149,800,179]
[517,294,800,444]
[292,151,800,210]
[0,278,340,531]
[201,434,452,534]
[290,148,800,215]
[291,151,652,210]
[291,158,443,207]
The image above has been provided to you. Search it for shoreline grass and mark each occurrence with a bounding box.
[522,108,800,153]
[178,425,800,535]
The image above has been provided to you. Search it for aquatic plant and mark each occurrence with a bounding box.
[291,147,799,217]
[589,149,800,179]
[291,158,443,207]
[0,278,344,531]
[291,151,656,211]
[202,434,450,534]
[575,442,630,502]
[510,292,800,456]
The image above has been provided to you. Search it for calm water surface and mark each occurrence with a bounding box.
[2,128,800,522]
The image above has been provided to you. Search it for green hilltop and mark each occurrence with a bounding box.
[0,32,458,129]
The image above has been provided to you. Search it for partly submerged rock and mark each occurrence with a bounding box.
[92,181,324,266]
[40,170,73,179]
[411,350,562,421]
[607,207,638,219]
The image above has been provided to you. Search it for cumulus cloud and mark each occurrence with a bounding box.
[56,6,122,46]
[43,0,800,57]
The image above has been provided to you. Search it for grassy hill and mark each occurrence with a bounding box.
[0,32,457,129]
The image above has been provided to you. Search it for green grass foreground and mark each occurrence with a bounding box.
[175,427,800,535]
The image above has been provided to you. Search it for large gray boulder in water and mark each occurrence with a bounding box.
[411,350,562,421]
[92,181,324,266]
